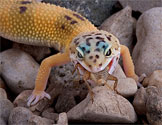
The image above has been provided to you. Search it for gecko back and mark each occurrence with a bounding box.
[0,0,97,51]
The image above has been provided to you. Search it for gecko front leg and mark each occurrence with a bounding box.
[27,50,71,106]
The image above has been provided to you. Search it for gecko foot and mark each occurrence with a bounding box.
[27,90,51,107]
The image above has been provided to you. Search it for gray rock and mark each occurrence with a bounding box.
[0,117,6,125]
[55,90,76,113]
[43,0,118,26]
[99,6,136,51]
[67,86,137,123]
[143,70,162,88]
[13,43,51,62]
[42,108,59,121]
[119,0,162,13]
[0,88,7,99]
[0,49,39,94]
[9,107,54,125]
[146,86,162,125]
[55,112,68,125]
[133,87,147,115]
[132,7,162,76]
[0,99,14,124]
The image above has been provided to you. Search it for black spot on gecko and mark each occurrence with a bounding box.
[89,56,93,59]
[83,34,92,38]
[64,15,72,20]
[61,24,65,29]
[86,38,93,46]
[86,50,90,54]
[82,47,86,51]
[95,33,102,35]
[95,55,99,59]
[96,36,105,41]
[73,38,79,45]
[21,1,32,4]
[73,13,85,21]
[106,35,111,41]
[99,63,102,67]
[19,6,27,14]
[95,48,100,52]
[70,20,78,24]
[93,59,97,63]
[96,41,100,46]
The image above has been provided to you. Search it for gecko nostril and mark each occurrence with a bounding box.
[95,54,99,59]
[89,56,93,59]
[99,63,102,67]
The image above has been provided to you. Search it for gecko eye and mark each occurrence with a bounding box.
[105,48,112,57]
[76,47,84,58]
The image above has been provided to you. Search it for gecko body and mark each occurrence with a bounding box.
[0,0,138,106]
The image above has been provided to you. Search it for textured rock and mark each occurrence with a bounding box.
[0,88,7,99]
[67,86,137,123]
[0,117,6,125]
[55,90,76,113]
[42,108,59,121]
[0,49,39,94]
[119,0,162,13]
[112,64,126,79]
[13,43,51,62]
[99,6,136,51]
[13,90,32,107]
[43,0,118,26]
[146,86,162,125]
[0,99,14,124]
[133,87,147,115]
[0,77,6,89]
[132,7,162,76]
[143,70,162,88]
[56,112,68,125]
[9,107,54,125]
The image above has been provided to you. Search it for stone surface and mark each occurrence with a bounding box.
[0,49,39,94]
[132,7,162,76]
[67,86,137,123]
[146,86,162,125]
[99,6,136,51]
[0,118,6,125]
[55,90,76,113]
[13,43,51,62]
[55,112,68,125]
[143,70,162,88]
[43,0,118,26]
[133,87,147,115]
[112,64,126,79]
[13,90,32,107]
[119,0,162,13]
[9,107,54,125]
[42,108,59,121]
[0,88,7,99]
[0,99,14,124]
[0,77,6,89]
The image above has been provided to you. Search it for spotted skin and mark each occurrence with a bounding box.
[0,0,138,106]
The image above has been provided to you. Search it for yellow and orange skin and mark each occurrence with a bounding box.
[0,0,138,106]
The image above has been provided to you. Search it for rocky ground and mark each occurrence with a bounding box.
[0,0,162,125]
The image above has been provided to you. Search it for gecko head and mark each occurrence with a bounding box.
[69,30,120,73]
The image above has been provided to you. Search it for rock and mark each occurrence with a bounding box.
[0,88,7,99]
[9,107,54,125]
[67,86,137,123]
[0,49,39,94]
[119,0,162,13]
[146,86,162,125]
[55,112,68,125]
[143,70,162,88]
[99,6,136,51]
[55,90,76,113]
[112,64,126,79]
[0,77,6,89]
[42,108,59,121]
[0,117,6,125]
[133,87,147,115]
[43,0,118,26]
[132,8,162,76]
[0,99,14,124]
[13,43,51,62]
[13,90,32,107]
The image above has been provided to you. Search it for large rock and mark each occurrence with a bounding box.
[119,0,162,13]
[43,0,118,26]
[0,99,14,125]
[67,86,137,123]
[143,70,162,88]
[0,77,6,89]
[0,88,7,99]
[99,6,136,51]
[0,49,39,94]
[132,7,162,76]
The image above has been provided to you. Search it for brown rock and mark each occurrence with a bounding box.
[132,8,162,76]
[13,43,51,62]
[143,70,162,88]
[133,87,147,115]
[55,112,68,125]
[99,6,136,51]
[0,88,7,100]
[0,49,39,94]
[0,77,6,89]
[42,108,59,121]
[67,86,137,123]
